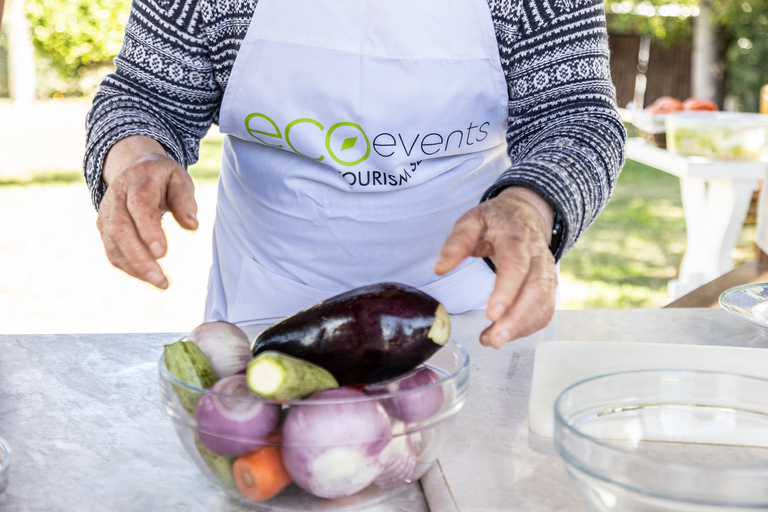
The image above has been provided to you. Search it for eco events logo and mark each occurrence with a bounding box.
[244,113,491,167]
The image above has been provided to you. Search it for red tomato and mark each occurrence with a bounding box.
[646,96,683,114]
[682,98,718,111]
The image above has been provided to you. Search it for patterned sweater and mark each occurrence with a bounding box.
[84,0,626,260]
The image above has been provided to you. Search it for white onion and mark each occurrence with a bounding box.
[374,421,418,490]
[195,375,280,457]
[187,320,252,378]
[281,387,392,499]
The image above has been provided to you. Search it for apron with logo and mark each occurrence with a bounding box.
[206,0,513,324]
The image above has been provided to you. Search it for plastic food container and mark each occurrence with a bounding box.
[0,436,10,494]
[554,370,768,511]
[631,110,668,148]
[665,112,768,161]
[158,339,469,510]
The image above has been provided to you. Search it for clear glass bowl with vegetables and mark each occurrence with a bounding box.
[158,283,469,510]
[0,436,10,494]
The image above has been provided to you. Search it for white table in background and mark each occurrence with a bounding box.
[625,137,768,299]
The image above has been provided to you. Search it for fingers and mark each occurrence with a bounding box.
[480,253,557,348]
[434,212,487,275]
[441,190,558,349]
[97,154,194,290]
[126,174,167,259]
[166,166,199,231]
[98,191,169,290]
[484,235,530,322]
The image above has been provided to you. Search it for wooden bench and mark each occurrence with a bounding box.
[665,253,768,308]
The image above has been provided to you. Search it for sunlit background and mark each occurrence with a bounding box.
[0,0,765,333]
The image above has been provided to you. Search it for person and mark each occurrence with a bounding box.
[84,0,626,348]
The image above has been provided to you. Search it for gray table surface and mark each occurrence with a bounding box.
[1,308,765,511]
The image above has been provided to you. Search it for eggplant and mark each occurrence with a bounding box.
[250,282,450,385]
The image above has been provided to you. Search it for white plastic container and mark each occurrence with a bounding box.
[665,111,768,161]
[630,109,668,148]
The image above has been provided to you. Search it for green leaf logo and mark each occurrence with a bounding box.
[340,137,357,151]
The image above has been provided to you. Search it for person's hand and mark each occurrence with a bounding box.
[97,135,199,289]
[434,187,557,348]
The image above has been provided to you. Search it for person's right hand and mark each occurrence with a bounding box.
[96,135,199,289]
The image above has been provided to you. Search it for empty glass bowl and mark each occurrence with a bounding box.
[554,370,768,511]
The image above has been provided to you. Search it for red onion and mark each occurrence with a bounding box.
[366,367,444,424]
[187,321,251,378]
[195,375,280,457]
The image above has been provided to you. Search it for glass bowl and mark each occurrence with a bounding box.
[0,436,10,494]
[554,370,768,512]
[158,338,469,511]
[719,282,768,330]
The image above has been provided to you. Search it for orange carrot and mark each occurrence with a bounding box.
[233,443,292,503]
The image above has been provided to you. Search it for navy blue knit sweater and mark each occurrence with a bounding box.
[84,0,626,259]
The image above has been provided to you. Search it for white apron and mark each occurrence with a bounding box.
[206,0,513,324]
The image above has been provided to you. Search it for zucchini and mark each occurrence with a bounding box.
[164,340,217,414]
[246,350,338,400]
[195,435,237,490]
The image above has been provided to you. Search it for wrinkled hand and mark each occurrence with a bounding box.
[97,136,198,289]
[434,187,557,348]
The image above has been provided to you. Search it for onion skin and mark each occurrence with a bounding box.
[366,367,444,424]
[281,387,392,499]
[374,422,418,490]
[251,282,451,385]
[187,321,252,379]
[195,375,280,457]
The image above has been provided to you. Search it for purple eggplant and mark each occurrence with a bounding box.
[250,283,451,385]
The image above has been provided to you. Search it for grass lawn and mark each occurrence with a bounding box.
[560,158,757,309]
[7,136,756,309]
[0,135,225,187]
[559,159,687,308]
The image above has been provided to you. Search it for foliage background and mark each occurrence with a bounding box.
[717,0,768,111]
[4,0,131,97]
[606,0,768,112]
[0,0,766,109]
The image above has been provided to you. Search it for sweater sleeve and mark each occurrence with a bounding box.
[485,0,626,260]
[83,0,225,210]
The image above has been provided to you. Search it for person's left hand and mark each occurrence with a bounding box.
[434,186,558,348]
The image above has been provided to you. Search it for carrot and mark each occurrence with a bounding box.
[233,442,292,503]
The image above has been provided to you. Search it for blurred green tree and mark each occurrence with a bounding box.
[25,0,130,96]
[606,0,697,45]
[716,0,768,111]
[16,0,768,108]
[606,0,768,112]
